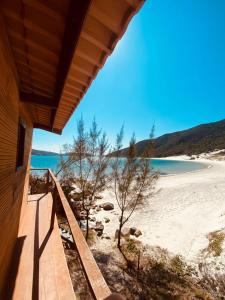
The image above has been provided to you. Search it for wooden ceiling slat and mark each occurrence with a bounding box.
[66,74,89,87]
[23,0,64,23]
[16,60,56,80]
[8,30,58,62]
[3,9,61,45]
[63,90,81,99]
[19,73,55,90]
[21,84,53,98]
[66,78,86,91]
[76,49,101,67]
[71,64,95,78]
[81,30,111,54]
[23,96,54,107]
[13,47,56,73]
[64,82,84,93]
[20,79,53,96]
[17,66,56,85]
[89,5,121,35]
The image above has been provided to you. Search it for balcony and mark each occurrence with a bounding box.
[5,168,118,300]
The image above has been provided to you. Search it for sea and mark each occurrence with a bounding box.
[31,155,208,175]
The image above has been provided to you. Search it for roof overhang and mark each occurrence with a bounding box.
[1,0,144,134]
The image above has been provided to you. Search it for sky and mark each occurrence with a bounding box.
[33,0,225,152]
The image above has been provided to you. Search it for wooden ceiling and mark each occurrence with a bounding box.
[1,0,144,134]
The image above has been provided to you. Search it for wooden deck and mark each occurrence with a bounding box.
[7,192,75,300]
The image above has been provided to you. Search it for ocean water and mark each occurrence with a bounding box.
[31,155,208,175]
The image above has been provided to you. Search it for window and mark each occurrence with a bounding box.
[16,118,26,169]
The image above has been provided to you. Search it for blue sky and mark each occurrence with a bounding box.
[33,0,225,152]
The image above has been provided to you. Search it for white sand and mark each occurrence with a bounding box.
[94,155,225,262]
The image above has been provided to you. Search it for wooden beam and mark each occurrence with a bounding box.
[33,123,62,134]
[20,92,56,108]
[67,74,89,87]
[81,30,111,54]
[70,64,95,78]
[64,82,85,93]
[76,49,101,67]
[89,5,121,34]
[51,0,92,128]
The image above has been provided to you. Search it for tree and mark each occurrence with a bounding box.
[111,127,157,249]
[58,117,110,240]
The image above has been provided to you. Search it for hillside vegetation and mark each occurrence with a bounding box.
[112,119,225,157]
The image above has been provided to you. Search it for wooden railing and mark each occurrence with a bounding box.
[30,168,112,300]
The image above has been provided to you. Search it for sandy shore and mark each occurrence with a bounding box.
[94,155,225,263]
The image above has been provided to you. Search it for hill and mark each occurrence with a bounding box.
[32,149,59,156]
[112,119,225,157]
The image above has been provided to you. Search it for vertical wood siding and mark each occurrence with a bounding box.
[0,13,33,293]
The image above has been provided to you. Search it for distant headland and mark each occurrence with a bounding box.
[32,149,59,156]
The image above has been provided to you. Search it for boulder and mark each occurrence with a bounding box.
[121,227,130,237]
[95,221,104,236]
[104,217,110,223]
[134,229,142,238]
[115,227,130,239]
[102,202,114,211]
[130,227,137,235]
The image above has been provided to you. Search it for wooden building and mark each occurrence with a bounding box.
[0,0,144,299]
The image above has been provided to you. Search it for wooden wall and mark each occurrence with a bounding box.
[0,12,33,293]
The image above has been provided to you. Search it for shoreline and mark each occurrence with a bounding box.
[94,154,225,265]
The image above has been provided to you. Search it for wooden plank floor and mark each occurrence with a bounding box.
[10,193,76,300]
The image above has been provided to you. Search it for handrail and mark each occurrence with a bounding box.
[30,168,111,300]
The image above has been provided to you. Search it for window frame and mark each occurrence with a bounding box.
[16,118,26,171]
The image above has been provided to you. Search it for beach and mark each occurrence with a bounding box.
[94,154,225,264]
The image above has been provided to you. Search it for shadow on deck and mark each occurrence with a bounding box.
[4,193,75,300]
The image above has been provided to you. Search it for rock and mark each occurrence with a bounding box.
[134,229,142,238]
[94,195,103,200]
[104,217,110,223]
[121,227,130,237]
[105,236,111,240]
[89,216,96,222]
[95,221,104,235]
[130,227,137,235]
[96,206,101,212]
[115,227,130,239]
[102,202,114,211]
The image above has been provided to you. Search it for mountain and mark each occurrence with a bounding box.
[112,119,225,157]
[32,149,59,156]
